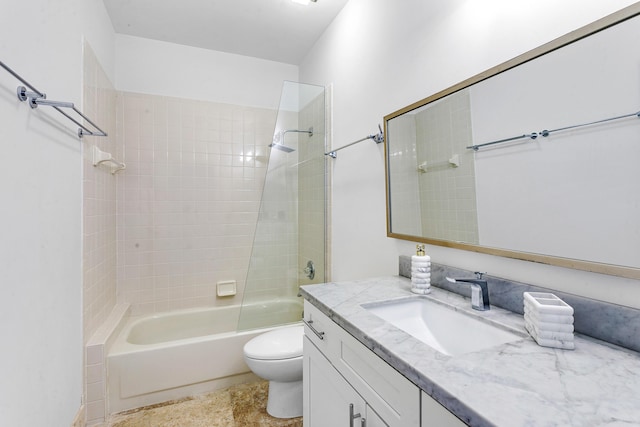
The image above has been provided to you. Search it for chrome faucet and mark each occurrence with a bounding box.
[446,272,490,311]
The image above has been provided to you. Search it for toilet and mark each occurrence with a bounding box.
[243,325,304,418]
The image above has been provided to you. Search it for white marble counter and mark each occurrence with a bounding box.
[300,277,640,427]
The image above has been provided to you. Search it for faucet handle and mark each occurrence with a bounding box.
[474,271,486,279]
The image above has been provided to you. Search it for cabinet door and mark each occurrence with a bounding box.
[364,404,389,427]
[421,391,467,427]
[304,336,366,427]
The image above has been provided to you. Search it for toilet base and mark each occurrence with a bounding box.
[266,379,303,419]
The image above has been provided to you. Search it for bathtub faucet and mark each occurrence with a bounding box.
[446,272,490,311]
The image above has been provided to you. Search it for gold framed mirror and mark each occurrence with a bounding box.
[384,4,640,280]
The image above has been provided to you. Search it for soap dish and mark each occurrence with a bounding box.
[523,292,575,350]
[523,292,574,316]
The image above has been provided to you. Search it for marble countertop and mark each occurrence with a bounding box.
[300,276,640,427]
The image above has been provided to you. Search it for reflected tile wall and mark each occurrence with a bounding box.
[415,90,479,244]
[116,92,277,315]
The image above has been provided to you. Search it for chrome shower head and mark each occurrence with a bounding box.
[269,127,312,153]
[269,142,296,153]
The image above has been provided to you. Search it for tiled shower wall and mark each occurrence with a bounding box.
[82,42,118,424]
[116,92,277,315]
[239,91,327,314]
[82,43,117,345]
[298,93,327,286]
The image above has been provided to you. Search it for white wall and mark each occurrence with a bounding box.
[300,0,640,308]
[0,1,115,426]
[115,34,298,109]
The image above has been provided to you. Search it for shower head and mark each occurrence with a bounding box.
[269,127,313,153]
[269,142,296,153]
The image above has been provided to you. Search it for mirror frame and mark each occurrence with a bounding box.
[383,3,640,280]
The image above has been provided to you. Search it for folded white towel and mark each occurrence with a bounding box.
[524,318,574,341]
[411,278,430,285]
[411,286,431,295]
[411,263,431,270]
[525,323,575,350]
[524,313,574,332]
[524,304,573,324]
[525,316,575,333]
[411,272,431,280]
[411,255,431,262]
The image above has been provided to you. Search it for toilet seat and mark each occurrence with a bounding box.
[244,325,303,360]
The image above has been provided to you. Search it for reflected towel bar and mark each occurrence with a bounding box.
[467,109,640,151]
[418,154,460,173]
[325,125,384,158]
[1,60,108,138]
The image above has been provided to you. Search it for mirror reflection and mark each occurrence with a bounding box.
[384,10,640,278]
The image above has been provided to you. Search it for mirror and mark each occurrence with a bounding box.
[384,5,640,280]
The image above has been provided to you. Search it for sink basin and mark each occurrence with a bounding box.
[363,298,522,356]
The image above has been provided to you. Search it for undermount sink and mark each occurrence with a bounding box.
[363,298,522,356]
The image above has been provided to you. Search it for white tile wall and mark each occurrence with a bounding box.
[84,303,129,425]
[82,42,118,347]
[83,41,121,427]
[298,93,327,285]
[116,92,277,315]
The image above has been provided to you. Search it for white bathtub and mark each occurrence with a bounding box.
[107,300,302,413]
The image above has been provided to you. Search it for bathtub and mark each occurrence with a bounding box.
[107,299,302,413]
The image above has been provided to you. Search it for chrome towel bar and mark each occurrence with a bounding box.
[1,60,108,138]
[325,124,384,158]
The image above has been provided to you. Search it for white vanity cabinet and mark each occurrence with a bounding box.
[303,300,419,427]
[303,300,468,427]
[421,392,467,427]
[304,336,387,427]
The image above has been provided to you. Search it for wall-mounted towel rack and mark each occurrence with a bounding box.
[417,154,460,173]
[467,109,640,151]
[92,146,125,174]
[1,60,107,138]
[325,125,384,158]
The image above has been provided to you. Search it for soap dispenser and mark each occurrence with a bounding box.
[411,244,431,294]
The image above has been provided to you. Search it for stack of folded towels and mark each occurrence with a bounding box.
[523,292,575,350]
[411,245,431,295]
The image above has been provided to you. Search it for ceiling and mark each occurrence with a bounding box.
[102,0,349,65]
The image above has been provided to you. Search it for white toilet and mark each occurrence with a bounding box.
[243,325,304,418]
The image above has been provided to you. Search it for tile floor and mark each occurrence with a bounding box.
[104,381,302,427]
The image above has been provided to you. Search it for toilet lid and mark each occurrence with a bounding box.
[244,325,304,360]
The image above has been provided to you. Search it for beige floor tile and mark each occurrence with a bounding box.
[106,381,302,427]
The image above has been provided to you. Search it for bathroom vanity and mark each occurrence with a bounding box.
[303,299,463,426]
[301,277,640,426]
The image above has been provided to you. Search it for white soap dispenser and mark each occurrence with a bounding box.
[411,244,431,294]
